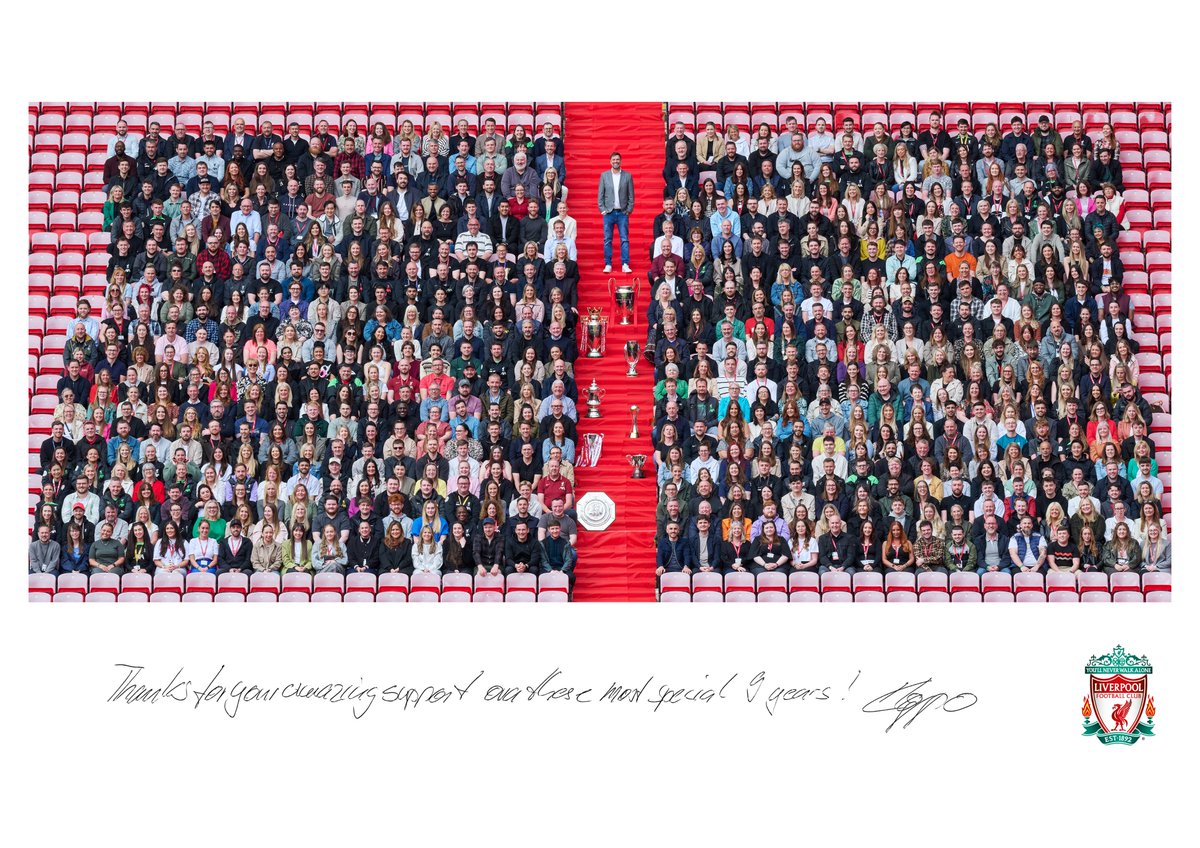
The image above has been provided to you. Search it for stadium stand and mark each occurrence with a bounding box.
[651,102,1171,601]
[29,101,585,601]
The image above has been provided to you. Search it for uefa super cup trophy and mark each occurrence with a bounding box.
[623,340,640,377]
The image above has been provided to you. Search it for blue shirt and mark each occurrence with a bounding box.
[107,435,140,465]
[709,207,741,239]
[717,395,751,420]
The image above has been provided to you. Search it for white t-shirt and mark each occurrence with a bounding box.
[187,537,217,569]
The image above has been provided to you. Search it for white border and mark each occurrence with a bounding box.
[4,3,1195,845]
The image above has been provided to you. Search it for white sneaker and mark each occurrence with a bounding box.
[621,264,632,273]
[602,265,612,273]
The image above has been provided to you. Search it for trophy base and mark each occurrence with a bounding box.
[586,409,601,419]
[625,367,638,377]
[617,318,632,326]
[628,429,639,439]
[586,350,603,358]
[630,468,645,479]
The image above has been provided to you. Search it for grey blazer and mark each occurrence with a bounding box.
[1143,537,1171,573]
[597,169,634,215]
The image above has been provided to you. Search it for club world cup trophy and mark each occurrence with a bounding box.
[608,276,640,326]
[623,340,640,377]
[585,307,607,358]
[626,454,648,479]
[585,379,606,418]
[629,405,640,439]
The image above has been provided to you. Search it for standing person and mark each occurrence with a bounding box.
[597,152,634,274]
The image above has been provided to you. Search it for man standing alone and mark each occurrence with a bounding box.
[598,152,634,274]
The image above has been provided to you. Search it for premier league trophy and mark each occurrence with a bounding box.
[585,307,608,358]
[623,340,640,377]
[585,379,606,418]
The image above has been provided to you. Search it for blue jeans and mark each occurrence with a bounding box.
[602,210,629,265]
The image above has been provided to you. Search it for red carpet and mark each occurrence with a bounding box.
[566,102,663,602]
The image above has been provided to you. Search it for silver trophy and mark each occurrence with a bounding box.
[624,340,640,377]
[626,454,648,479]
[582,433,604,468]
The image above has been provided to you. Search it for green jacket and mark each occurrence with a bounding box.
[867,390,902,426]
[944,540,978,572]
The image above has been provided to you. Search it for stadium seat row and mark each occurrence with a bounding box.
[30,103,563,144]
[29,571,569,599]
[31,590,562,603]
[661,571,1170,596]
[661,589,1169,602]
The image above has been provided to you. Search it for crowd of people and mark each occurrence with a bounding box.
[650,109,1170,583]
[30,110,585,595]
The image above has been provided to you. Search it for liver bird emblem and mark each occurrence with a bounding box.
[1111,699,1133,731]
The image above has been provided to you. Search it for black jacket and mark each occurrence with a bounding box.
[346,533,382,572]
[818,531,857,570]
[217,535,253,573]
[378,539,414,574]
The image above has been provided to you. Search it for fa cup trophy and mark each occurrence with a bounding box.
[626,454,648,479]
[585,379,606,419]
[623,340,640,377]
[585,307,607,358]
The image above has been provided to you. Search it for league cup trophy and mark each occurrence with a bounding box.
[585,379,606,419]
[581,432,604,467]
[608,276,639,325]
[585,307,608,358]
[629,405,640,439]
[626,454,648,479]
[623,340,640,377]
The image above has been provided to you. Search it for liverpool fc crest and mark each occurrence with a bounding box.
[1082,645,1156,746]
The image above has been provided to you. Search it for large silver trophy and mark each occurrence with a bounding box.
[585,307,607,358]
[585,379,606,419]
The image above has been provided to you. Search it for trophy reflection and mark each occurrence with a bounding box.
[626,454,648,479]
[623,340,640,377]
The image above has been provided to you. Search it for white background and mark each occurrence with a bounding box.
[2,3,1194,845]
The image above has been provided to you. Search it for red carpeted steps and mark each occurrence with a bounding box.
[565,102,664,602]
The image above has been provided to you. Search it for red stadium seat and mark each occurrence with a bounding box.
[282,572,313,595]
[788,571,819,596]
[916,571,949,596]
[659,573,690,599]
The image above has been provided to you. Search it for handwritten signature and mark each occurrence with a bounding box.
[861,678,978,731]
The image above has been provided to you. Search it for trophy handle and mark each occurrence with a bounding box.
[606,277,617,298]
[597,387,606,399]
